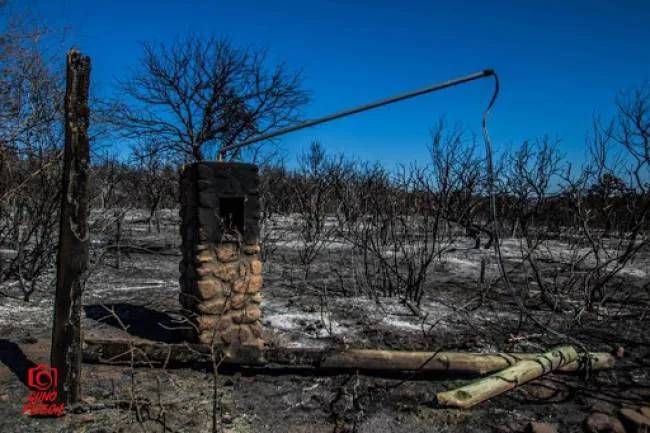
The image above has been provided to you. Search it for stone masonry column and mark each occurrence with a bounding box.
[178,162,264,352]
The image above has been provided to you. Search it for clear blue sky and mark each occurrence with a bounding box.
[16,0,650,167]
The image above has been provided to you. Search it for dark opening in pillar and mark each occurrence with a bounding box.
[219,196,245,235]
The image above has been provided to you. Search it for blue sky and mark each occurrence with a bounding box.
[16,0,650,167]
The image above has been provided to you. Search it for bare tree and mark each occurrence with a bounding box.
[288,142,339,279]
[504,137,562,241]
[427,122,490,249]
[108,35,308,161]
[130,141,177,232]
[88,155,134,269]
[0,14,64,301]
[498,138,564,311]
[258,161,293,262]
[333,124,470,305]
[511,87,650,317]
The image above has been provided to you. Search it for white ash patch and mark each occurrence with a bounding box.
[261,296,343,339]
[261,294,447,343]
[111,282,166,292]
[280,339,330,349]
[615,265,648,278]
[436,256,481,276]
[84,278,180,307]
[274,239,351,250]
[0,296,52,326]
[380,316,423,331]
[333,296,454,334]
[262,312,345,338]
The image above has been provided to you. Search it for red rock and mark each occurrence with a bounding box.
[584,412,625,433]
[590,401,618,415]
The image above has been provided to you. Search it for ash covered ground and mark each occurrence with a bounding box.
[1,211,649,433]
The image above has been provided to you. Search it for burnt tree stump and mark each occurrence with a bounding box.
[51,49,91,405]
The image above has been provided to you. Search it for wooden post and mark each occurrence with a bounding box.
[51,49,91,405]
[436,345,579,409]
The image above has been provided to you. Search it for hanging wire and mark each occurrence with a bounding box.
[481,72,590,374]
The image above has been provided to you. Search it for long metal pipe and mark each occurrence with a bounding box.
[218,69,494,158]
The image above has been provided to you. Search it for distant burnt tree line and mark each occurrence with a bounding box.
[255,98,649,307]
[259,130,648,245]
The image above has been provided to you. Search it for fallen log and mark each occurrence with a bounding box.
[82,338,613,375]
[319,348,612,374]
[436,345,578,409]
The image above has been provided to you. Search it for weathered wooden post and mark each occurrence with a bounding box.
[51,49,91,405]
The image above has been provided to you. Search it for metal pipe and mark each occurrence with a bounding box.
[218,69,494,159]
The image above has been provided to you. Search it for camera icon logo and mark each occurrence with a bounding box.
[27,364,58,392]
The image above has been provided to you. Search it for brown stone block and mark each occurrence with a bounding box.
[247,275,263,294]
[245,305,262,322]
[248,293,262,304]
[238,323,253,343]
[196,262,217,277]
[196,315,220,331]
[243,244,261,255]
[248,321,263,337]
[197,297,227,314]
[220,324,241,344]
[232,277,248,294]
[198,330,216,345]
[196,278,228,300]
[217,313,236,331]
[242,337,265,351]
[228,310,243,325]
[214,261,241,282]
[233,305,261,324]
[230,294,247,310]
[194,249,215,264]
[216,243,239,263]
[193,243,210,252]
[250,259,263,275]
[239,262,248,277]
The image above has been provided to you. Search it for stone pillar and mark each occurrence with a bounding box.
[179,162,264,351]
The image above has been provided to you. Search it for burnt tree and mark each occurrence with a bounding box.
[51,49,90,405]
[108,35,308,161]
